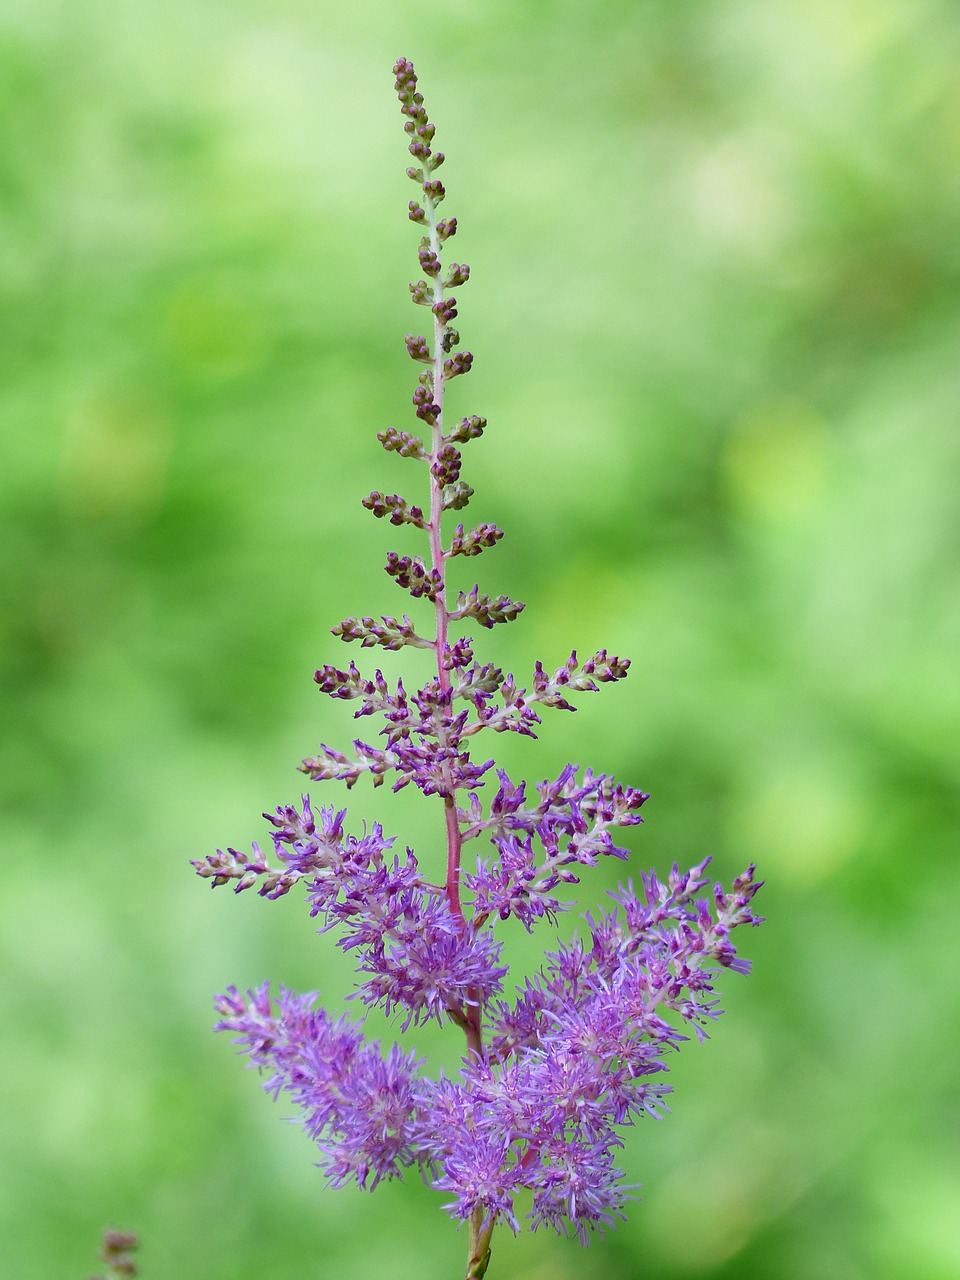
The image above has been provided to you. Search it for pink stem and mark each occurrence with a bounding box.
[423,202,482,1063]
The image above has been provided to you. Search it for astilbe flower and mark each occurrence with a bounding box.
[194,57,764,1280]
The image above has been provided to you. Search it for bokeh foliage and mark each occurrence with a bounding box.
[2,1,959,1277]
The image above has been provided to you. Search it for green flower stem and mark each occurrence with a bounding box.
[465,1205,495,1279]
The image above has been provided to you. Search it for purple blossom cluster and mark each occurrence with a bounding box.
[195,57,763,1278]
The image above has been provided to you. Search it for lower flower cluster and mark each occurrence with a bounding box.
[211,849,762,1242]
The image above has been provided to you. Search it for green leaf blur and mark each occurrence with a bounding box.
[2,2,958,1278]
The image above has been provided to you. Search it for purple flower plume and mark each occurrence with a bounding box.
[195,56,765,1269]
[215,984,427,1189]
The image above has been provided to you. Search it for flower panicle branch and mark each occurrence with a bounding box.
[195,56,764,1279]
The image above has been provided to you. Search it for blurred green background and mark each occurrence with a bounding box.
[2,0,959,1277]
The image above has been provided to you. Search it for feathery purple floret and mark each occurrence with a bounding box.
[195,56,764,1266]
[209,854,761,1238]
[215,983,428,1189]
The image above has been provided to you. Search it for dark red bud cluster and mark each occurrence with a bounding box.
[442,637,475,670]
[452,586,525,629]
[314,660,368,698]
[409,279,431,305]
[395,59,446,182]
[473,673,542,739]
[431,296,458,325]
[385,552,441,601]
[527,650,632,713]
[447,415,486,443]
[418,246,441,276]
[582,650,631,682]
[412,384,441,424]
[405,333,431,363]
[443,350,473,379]
[299,741,394,788]
[92,1230,140,1280]
[395,60,428,134]
[378,426,426,459]
[449,522,504,557]
[531,661,577,711]
[333,613,431,651]
[362,490,428,528]
[431,444,462,487]
[192,844,298,897]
